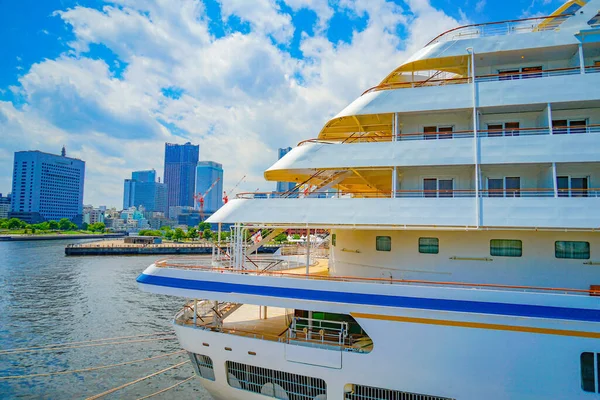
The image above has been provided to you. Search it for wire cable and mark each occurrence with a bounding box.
[0,336,177,355]
[0,331,173,355]
[135,375,195,400]
[85,360,191,400]
[0,350,186,381]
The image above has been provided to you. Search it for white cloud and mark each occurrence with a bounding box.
[219,0,294,43]
[0,0,462,207]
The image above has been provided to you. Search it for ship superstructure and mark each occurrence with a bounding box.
[138,2,600,399]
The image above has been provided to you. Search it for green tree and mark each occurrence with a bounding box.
[292,233,301,240]
[7,218,24,230]
[218,231,230,242]
[58,218,73,231]
[48,220,59,230]
[198,222,212,231]
[187,227,198,239]
[139,229,161,236]
[164,230,173,240]
[89,222,106,232]
[173,228,185,242]
[37,222,50,231]
[160,225,172,231]
[203,228,212,241]
[0,218,8,229]
[81,222,89,231]
[274,232,288,243]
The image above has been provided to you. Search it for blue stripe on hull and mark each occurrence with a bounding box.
[137,273,600,323]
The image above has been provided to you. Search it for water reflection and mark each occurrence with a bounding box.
[0,240,211,399]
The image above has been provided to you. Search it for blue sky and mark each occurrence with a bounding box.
[0,0,566,206]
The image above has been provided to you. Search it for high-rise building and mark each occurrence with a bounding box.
[164,142,199,208]
[9,148,85,224]
[0,193,10,219]
[276,147,296,193]
[195,161,224,213]
[132,169,156,183]
[122,169,167,213]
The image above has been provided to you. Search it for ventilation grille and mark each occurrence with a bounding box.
[345,384,454,400]
[188,352,215,381]
[227,361,327,399]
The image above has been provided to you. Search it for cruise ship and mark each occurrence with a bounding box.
[138,1,600,398]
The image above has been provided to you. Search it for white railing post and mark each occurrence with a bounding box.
[305,228,310,275]
[578,42,586,75]
[468,47,480,228]
[548,103,553,135]
[552,162,558,198]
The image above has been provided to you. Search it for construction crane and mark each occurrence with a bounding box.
[223,174,246,204]
[193,177,221,221]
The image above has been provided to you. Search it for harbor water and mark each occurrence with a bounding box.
[0,240,212,399]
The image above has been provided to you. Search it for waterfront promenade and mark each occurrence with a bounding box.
[65,239,279,256]
[0,233,125,242]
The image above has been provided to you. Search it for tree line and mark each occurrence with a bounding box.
[0,218,105,233]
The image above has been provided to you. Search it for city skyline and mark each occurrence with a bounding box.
[0,1,563,207]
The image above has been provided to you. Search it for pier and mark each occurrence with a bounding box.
[65,239,279,256]
[0,233,125,242]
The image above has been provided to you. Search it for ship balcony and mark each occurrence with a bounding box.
[425,13,575,47]
[363,65,600,95]
[212,192,600,229]
[173,302,373,354]
[300,124,600,145]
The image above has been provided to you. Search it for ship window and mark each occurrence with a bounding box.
[332,233,336,246]
[419,237,439,254]
[552,119,588,134]
[423,125,454,140]
[376,236,391,252]
[555,241,590,259]
[580,352,596,392]
[587,11,600,27]
[487,177,520,197]
[486,122,520,137]
[498,66,542,80]
[490,239,522,257]
[423,178,454,198]
[557,176,589,197]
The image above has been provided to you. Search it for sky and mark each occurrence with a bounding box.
[0,0,566,208]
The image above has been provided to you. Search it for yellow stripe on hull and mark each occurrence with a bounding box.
[351,312,600,339]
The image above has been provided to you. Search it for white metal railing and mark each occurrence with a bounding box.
[426,14,572,46]
[289,316,349,348]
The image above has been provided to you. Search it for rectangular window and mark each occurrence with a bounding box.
[332,233,336,247]
[555,241,590,259]
[423,126,454,140]
[553,119,588,134]
[499,68,520,81]
[419,237,439,254]
[521,66,543,79]
[557,176,589,197]
[490,239,522,257]
[423,178,453,198]
[581,352,596,392]
[487,177,520,197]
[376,236,391,252]
[188,352,215,381]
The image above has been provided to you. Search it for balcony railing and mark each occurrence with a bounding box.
[425,14,573,46]
[237,188,600,199]
[156,259,600,297]
[298,124,600,145]
[362,65,600,95]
